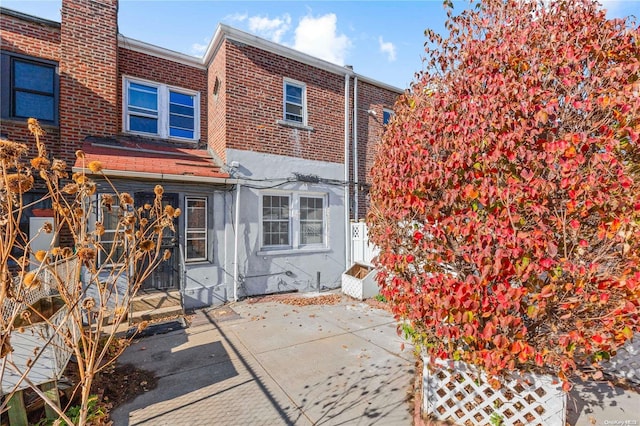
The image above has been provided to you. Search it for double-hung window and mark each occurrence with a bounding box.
[185,197,207,261]
[283,79,306,124]
[261,192,327,251]
[1,52,58,124]
[262,195,290,247]
[124,77,199,141]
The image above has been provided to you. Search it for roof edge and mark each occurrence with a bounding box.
[118,34,206,69]
[203,24,404,94]
[0,7,61,28]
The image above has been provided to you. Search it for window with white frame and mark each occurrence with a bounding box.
[300,197,324,245]
[185,197,207,261]
[262,195,290,247]
[261,192,327,250]
[124,77,199,141]
[283,79,306,124]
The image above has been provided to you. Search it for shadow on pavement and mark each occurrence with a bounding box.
[202,310,301,426]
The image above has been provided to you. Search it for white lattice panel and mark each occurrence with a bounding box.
[350,222,379,265]
[2,304,77,394]
[603,334,640,385]
[423,357,566,426]
[2,257,78,323]
[341,264,378,300]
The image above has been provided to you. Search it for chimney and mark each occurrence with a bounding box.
[59,0,118,160]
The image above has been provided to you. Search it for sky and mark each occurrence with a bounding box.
[3,0,640,90]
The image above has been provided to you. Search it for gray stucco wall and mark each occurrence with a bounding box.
[226,149,347,298]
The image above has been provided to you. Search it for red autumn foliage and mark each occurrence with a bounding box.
[368,0,640,385]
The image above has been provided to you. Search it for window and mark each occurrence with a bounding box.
[383,108,394,125]
[261,192,327,250]
[283,79,306,124]
[1,52,58,124]
[262,195,290,247]
[185,197,207,261]
[300,197,323,245]
[123,77,199,141]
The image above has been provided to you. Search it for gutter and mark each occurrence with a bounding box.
[344,73,351,270]
[353,76,359,221]
[71,167,231,184]
[233,182,241,302]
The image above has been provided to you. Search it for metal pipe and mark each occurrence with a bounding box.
[344,72,351,269]
[353,76,359,221]
[233,182,241,302]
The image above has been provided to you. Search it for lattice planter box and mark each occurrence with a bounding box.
[341,263,378,300]
[423,356,566,426]
[2,296,77,395]
[602,333,640,385]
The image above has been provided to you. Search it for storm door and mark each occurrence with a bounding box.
[136,192,179,290]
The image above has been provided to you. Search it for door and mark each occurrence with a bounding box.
[136,192,179,290]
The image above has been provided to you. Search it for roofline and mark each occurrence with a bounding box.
[72,167,230,184]
[0,7,61,28]
[118,34,206,69]
[1,5,403,93]
[203,24,404,94]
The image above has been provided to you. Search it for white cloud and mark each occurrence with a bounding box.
[224,12,248,23]
[378,36,396,62]
[191,37,210,57]
[248,14,292,43]
[293,14,351,65]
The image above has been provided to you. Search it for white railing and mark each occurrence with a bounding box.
[351,222,379,266]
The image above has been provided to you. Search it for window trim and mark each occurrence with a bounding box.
[283,78,307,125]
[0,51,59,125]
[260,191,328,252]
[122,76,200,141]
[185,196,208,262]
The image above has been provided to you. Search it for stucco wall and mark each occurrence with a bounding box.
[226,148,346,297]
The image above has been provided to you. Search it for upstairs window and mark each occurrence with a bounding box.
[1,52,58,124]
[383,108,394,125]
[283,79,306,124]
[124,77,199,141]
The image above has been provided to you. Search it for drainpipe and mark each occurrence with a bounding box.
[353,76,359,221]
[233,182,241,301]
[344,73,351,269]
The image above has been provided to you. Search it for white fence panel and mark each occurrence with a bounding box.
[351,222,379,265]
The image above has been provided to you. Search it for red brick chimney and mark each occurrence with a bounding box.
[59,0,118,162]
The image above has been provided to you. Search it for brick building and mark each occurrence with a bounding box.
[0,0,401,309]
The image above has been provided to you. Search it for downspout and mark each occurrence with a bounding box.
[233,182,241,301]
[344,73,351,269]
[353,76,359,221]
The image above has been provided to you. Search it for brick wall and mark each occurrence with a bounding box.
[0,11,61,156]
[118,48,208,143]
[224,40,346,164]
[59,0,118,165]
[208,41,227,163]
[354,80,400,219]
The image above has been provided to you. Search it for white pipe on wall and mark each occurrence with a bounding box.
[344,73,351,269]
[233,182,241,302]
[353,76,359,221]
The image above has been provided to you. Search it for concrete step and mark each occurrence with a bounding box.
[132,290,181,312]
[129,305,183,324]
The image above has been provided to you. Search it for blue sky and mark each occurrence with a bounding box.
[3,1,639,89]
